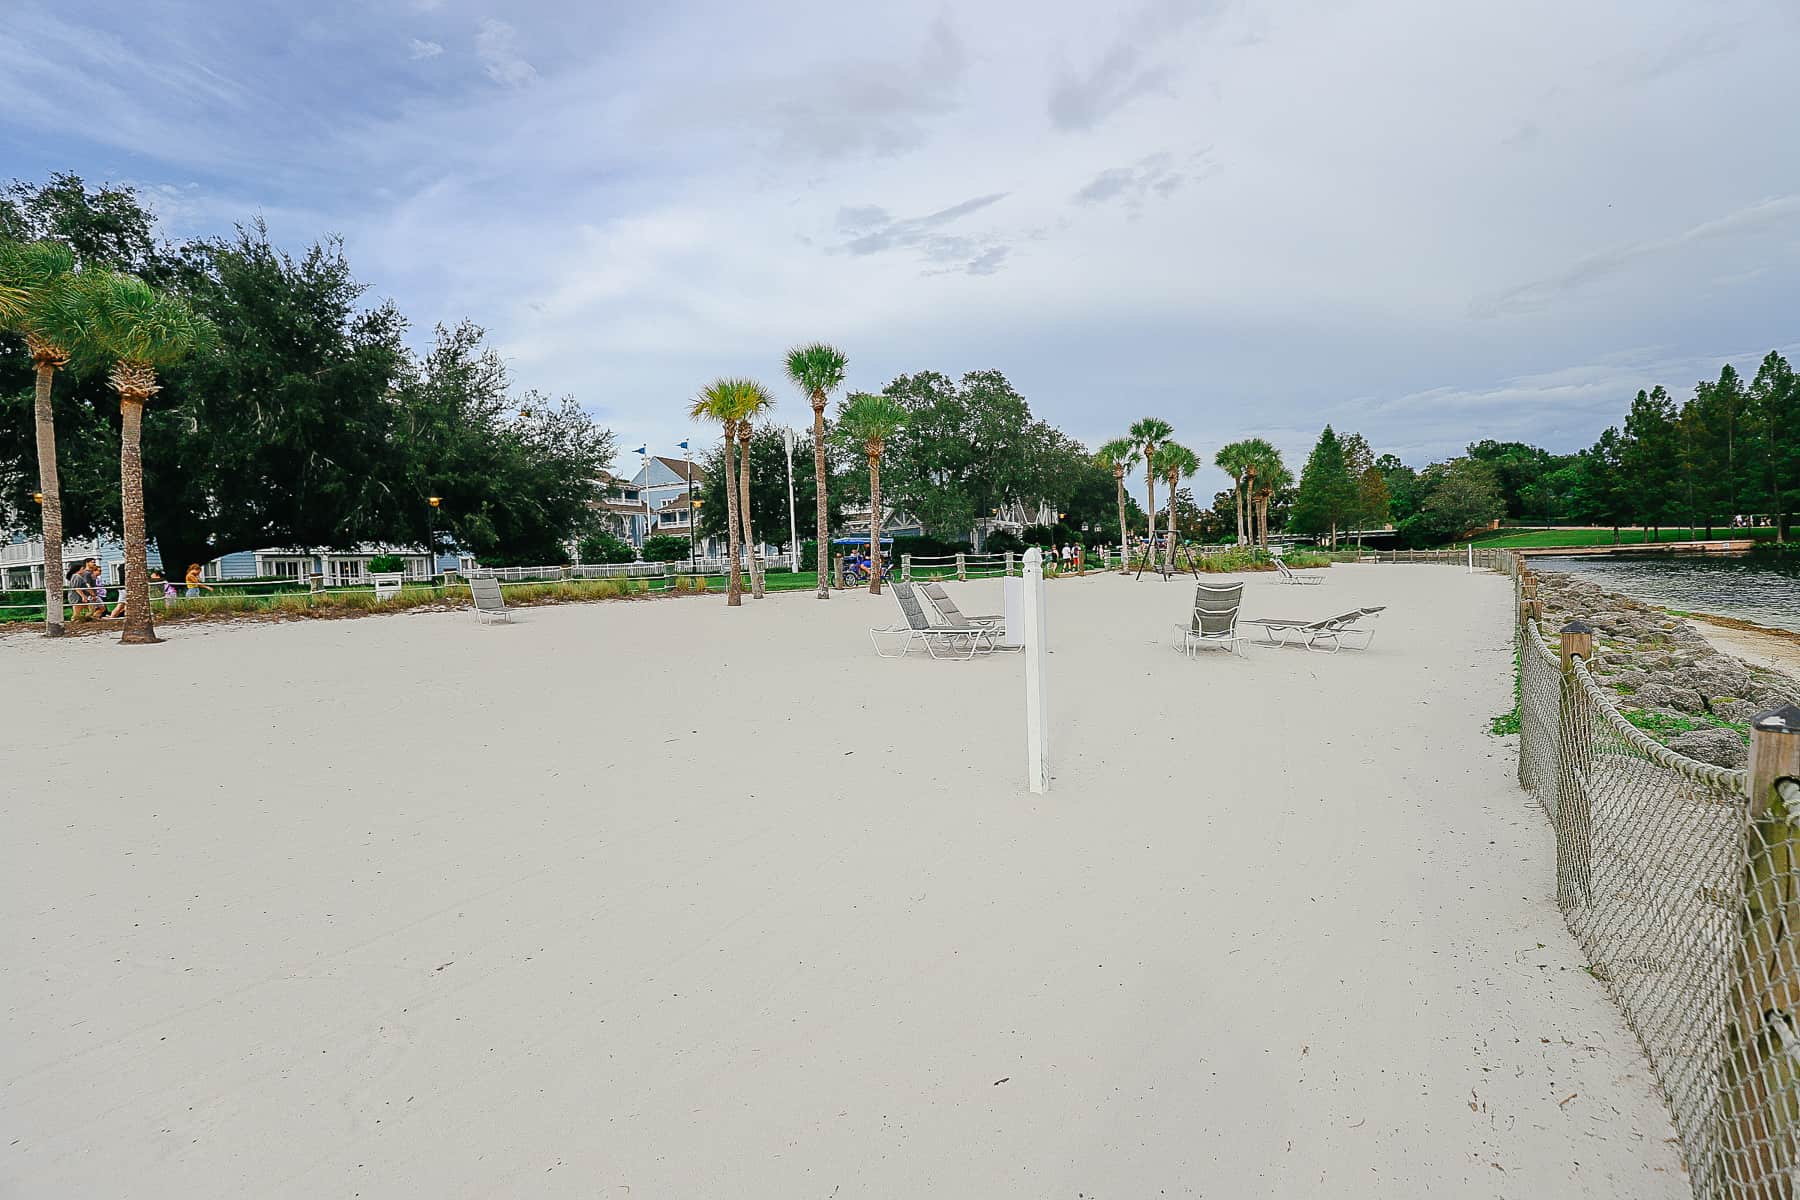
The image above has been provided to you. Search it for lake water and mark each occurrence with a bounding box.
[1535,553,1800,632]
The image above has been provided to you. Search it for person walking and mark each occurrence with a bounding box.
[183,563,213,600]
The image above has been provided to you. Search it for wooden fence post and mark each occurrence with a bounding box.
[1554,620,1596,910]
[956,552,966,581]
[834,553,844,589]
[901,553,912,582]
[1724,704,1800,1198]
[1005,550,1015,576]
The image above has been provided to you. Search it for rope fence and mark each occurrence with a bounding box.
[1501,552,1800,1198]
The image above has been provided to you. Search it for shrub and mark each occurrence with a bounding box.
[579,530,636,564]
[982,531,1025,554]
[642,534,691,563]
[366,553,405,574]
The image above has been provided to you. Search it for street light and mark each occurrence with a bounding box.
[427,496,441,582]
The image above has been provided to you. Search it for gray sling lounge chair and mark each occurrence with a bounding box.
[917,581,1001,627]
[1243,606,1384,653]
[1171,581,1245,658]
[469,574,512,624]
[870,581,1000,660]
[1272,556,1322,585]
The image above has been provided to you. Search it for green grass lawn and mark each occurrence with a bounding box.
[1468,526,1777,549]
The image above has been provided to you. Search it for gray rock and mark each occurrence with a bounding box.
[1712,699,1762,725]
[1666,727,1748,769]
[1634,682,1704,714]
[1607,669,1651,691]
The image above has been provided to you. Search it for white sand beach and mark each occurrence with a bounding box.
[2,564,1684,1198]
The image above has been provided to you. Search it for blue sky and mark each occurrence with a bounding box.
[6,0,1799,503]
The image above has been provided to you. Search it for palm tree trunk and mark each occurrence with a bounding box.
[1235,480,1246,546]
[31,358,64,637]
[739,426,763,598]
[868,446,884,595]
[1144,459,1157,546]
[722,425,743,606]
[1113,469,1128,573]
[1162,470,1177,573]
[117,395,159,644]
[813,397,830,599]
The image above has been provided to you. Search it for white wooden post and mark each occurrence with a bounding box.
[1467,542,1473,573]
[901,553,912,582]
[956,551,967,581]
[1005,550,1015,576]
[1022,547,1049,794]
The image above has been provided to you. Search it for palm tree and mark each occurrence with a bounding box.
[730,380,775,599]
[1094,437,1139,572]
[66,271,214,644]
[1128,417,1174,547]
[1214,439,1262,547]
[0,240,79,637]
[690,380,751,607]
[1249,450,1290,548]
[785,343,847,600]
[835,392,907,594]
[1153,441,1201,573]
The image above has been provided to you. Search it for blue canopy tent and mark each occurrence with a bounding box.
[832,537,894,546]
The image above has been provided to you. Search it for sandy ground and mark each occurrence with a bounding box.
[2,564,1685,1198]
[1688,617,1800,681]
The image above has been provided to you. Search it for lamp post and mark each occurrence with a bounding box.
[782,427,800,573]
[427,496,441,584]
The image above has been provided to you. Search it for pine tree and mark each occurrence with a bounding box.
[1291,425,1358,547]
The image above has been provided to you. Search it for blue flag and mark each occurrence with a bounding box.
[678,440,689,451]
[632,445,646,455]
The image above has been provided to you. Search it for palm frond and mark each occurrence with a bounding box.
[835,391,906,449]
[65,269,215,374]
[1095,436,1139,470]
[783,342,847,399]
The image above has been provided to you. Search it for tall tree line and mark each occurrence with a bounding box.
[1,174,616,574]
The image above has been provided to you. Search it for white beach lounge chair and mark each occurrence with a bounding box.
[869,582,999,660]
[1243,606,1384,653]
[1272,556,1322,586]
[1171,581,1246,658]
[469,574,513,624]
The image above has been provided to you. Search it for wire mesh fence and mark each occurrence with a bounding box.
[1508,554,1800,1200]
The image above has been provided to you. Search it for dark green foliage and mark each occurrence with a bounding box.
[1291,425,1359,544]
[366,554,405,573]
[694,423,846,545]
[1,177,615,569]
[642,534,691,562]
[578,529,634,564]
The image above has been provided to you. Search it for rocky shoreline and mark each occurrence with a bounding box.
[1533,570,1800,769]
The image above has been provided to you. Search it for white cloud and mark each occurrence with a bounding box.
[474,19,537,87]
[408,38,444,60]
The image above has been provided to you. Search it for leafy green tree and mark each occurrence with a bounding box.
[1568,429,1631,541]
[0,239,81,634]
[1692,364,1751,526]
[695,424,846,551]
[878,369,1077,540]
[68,271,216,644]
[835,392,907,593]
[785,342,847,599]
[578,528,634,564]
[1746,351,1797,540]
[642,534,690,563]
[1291,425,1358,546]
[1394,458,1504,546]
[1620,386,1678,535]
[389,324,613,567]
[1465,440,1568,520]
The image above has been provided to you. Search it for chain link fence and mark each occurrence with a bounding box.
[1507,555,1800,1199]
